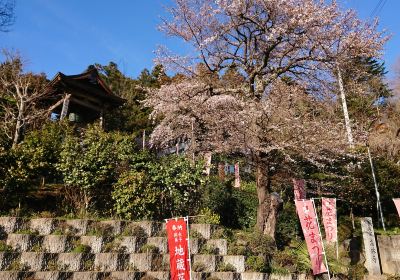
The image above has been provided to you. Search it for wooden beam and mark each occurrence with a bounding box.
[70,96,102,112]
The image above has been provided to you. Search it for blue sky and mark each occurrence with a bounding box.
[1,0,399,79]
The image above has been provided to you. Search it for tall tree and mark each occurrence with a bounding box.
[95,62,169,135]
[147,0,387,238]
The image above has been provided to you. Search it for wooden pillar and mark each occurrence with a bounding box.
[60,94,71,120]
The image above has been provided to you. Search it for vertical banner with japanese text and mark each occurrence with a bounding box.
[293,179,306,200]
[295,200,327,275]
[393,199,400,218]
[321,198,338,242]
[166,218,190,280]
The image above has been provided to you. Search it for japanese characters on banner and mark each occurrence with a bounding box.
[234,162,240,188]
[295,200,327,275]
[393,199,400,218]
[293,179,306,200]
[321,198,338,243]
[166,218,190,280]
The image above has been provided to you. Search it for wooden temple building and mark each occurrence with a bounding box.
[44,66,125,127]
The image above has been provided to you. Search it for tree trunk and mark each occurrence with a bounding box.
[336,64,354,149]
[12,100,25,148]
[255,158,281,239]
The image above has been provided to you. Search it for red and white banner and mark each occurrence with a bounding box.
[234,162,240,188]
[393,199,400,218]
[295,200,327,275]
[321,198,337,242]
[166,218,190,280]
[293,179,306,200]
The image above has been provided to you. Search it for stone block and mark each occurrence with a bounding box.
[42,235,71,253]
[7,234,39,252]
[0,217,24,234]
[0,252,19,270]
[222,255,245,273]
[191,272,208,280]
[360,217,381,275]
[129,221,162,237]
[119,236,140,253]
[34,271,65,280]
[65,219,89,235]
[193,254,220,272]
[210,272,239,280]
[20,252,47,271]
[240,272,268,280]
[110,271,145,280]
[94,253,124,271]
[30,218,56,235]
[190,238,202,254]
[129,253,153,271]
[146,271,170,280]
[270,274,293,280]
[80,236,104,253]
[98,220,124,236]
[296,274,313,280]
[377,235,400,274]
[191,224,215,239]
[57,253,83,271]
[71,272,105,280]
[363,276,388,280]
[147,237,168,253]
[0,271,20,280]
[207,239,227,255]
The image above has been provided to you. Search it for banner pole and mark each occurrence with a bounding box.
[335,198,339,260]
[185,216,192,280]
[312,198,331,280]
[367,146,386,231]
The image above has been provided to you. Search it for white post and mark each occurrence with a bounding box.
[142,130,146,150]
[335,198,339,260]
[312,198,331,280]
[367,146,386,231]
[336,64,354,149]
[185,216,192,280]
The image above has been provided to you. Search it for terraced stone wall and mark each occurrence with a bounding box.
[0,217,313,280]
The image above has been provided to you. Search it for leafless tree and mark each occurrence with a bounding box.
[0,50,47,148]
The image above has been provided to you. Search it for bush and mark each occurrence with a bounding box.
[275,202,301,249]
[112,154,206,220]
[195,208,220,225]
[112,171,156,220]
[57,124,135,215]
[245,256,268,272]
[200,177,257,229]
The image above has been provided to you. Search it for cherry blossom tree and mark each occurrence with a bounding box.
[146,0,388,237]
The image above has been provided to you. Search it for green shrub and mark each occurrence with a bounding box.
[245,256,268,272]
[57,124,136,215]
[113,155,205,220]
[122,225,147,238]
[195,208,220,225]
[0,240,12,252]
[139,244,159,254]
[217,262,236,272]
[200,177,257,229]
[275,202,301,249]
[72,244,91,253]
[112,171,156,220]
[200,244,218,254]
